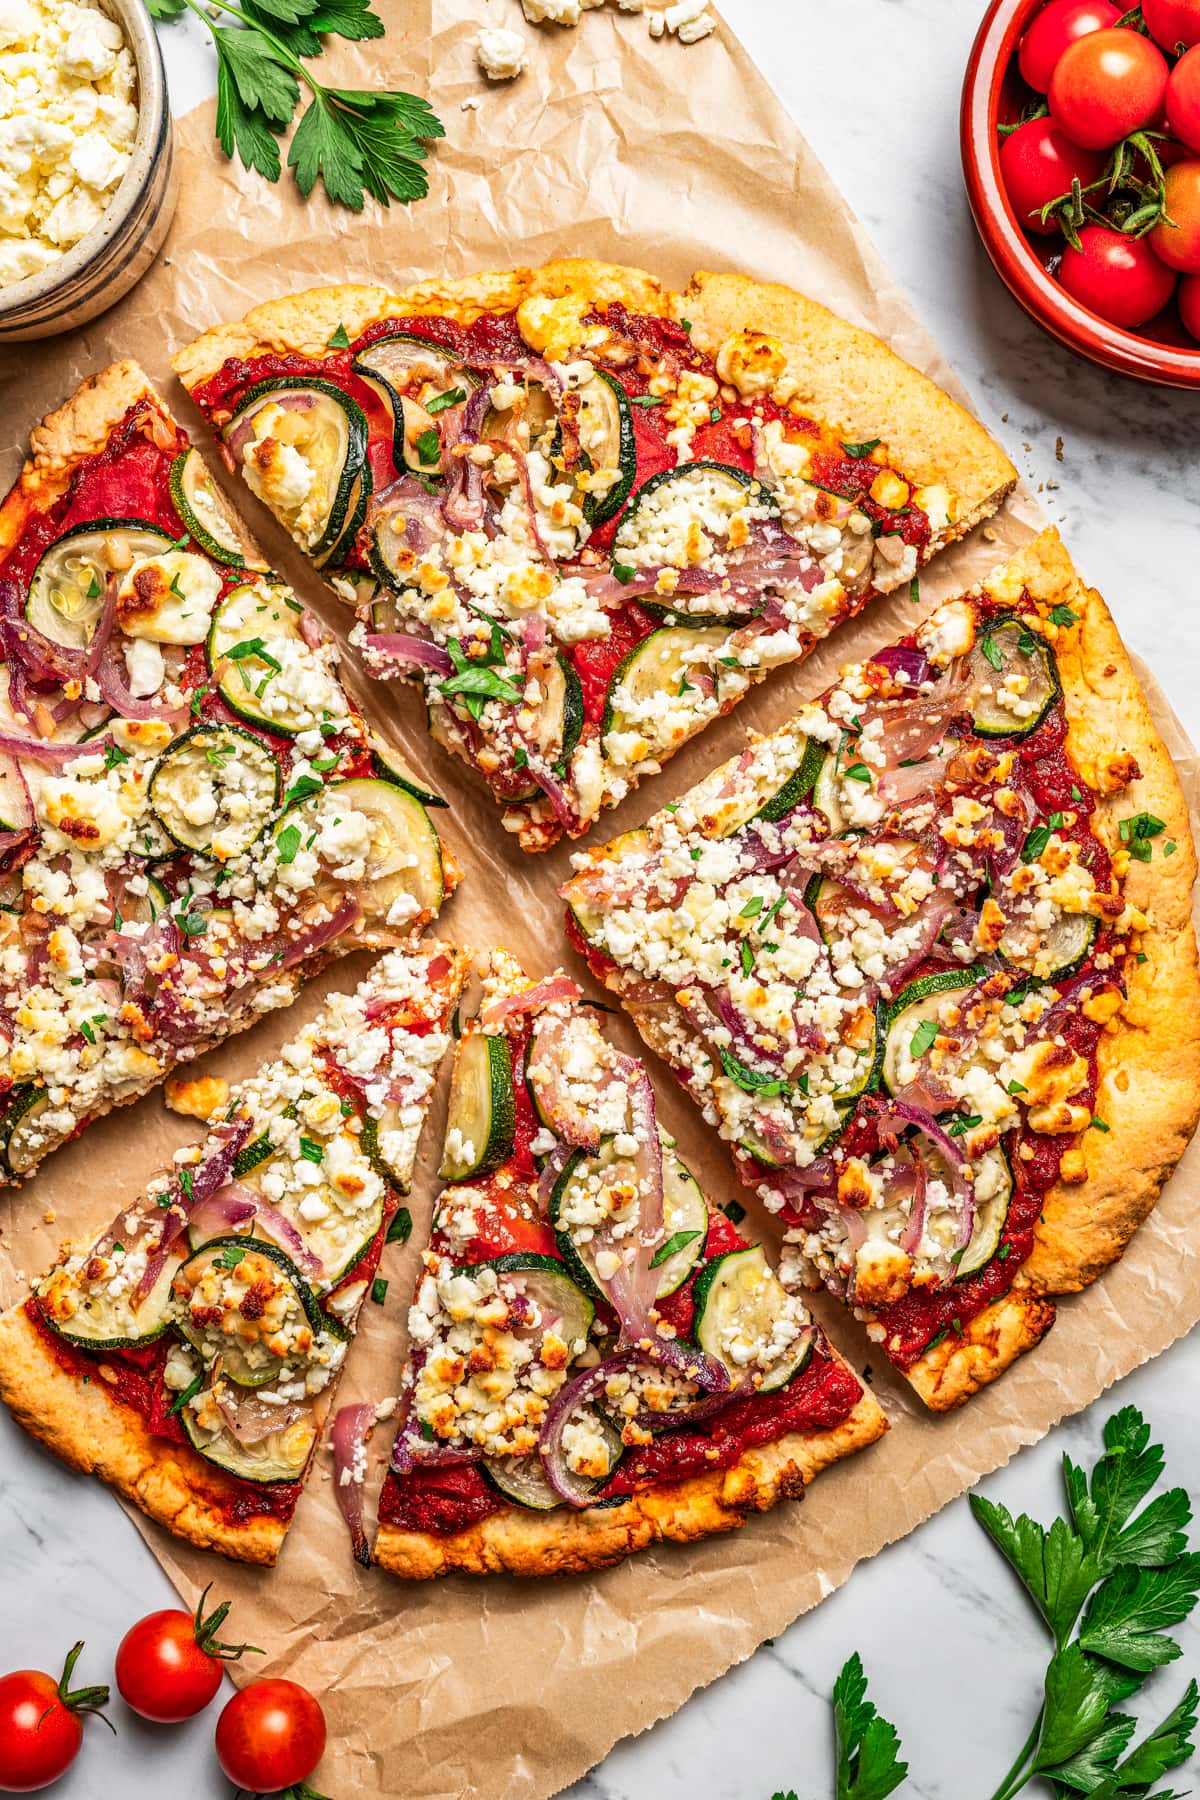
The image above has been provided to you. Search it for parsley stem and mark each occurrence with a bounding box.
[985,1714,1040,1800]
[179,0,320,92]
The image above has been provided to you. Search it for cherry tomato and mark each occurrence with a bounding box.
[1018,0,1121,92]
[0,1645,110,1794]
[1178,270,1200,336]
[215,1679,327,1794]
[999,117,1106,234]
[115,1587,261,1725]
[1144,0,1200,52]
[1049,29,1171,148]
[1059,223,1178,324]
[1149,159,1200,270]
[1166,44,1200,150]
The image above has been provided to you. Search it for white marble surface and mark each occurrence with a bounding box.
[4,2,1200,1796]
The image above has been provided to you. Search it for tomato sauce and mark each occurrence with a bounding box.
[571,600,661,725]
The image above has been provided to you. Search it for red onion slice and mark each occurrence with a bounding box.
[214,1378,310,1448]
[187,1180,325,1280]
[132,1117,256,1304]
[332,1400,378,1567]
[865,1096,975,1253]
[479,973,581,1026]
[96,641,189,724]
[538,1351,643,1507]
[362,633,453,677]
[0,727,119,767]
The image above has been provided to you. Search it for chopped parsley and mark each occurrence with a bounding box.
[840,438,881,458]
[275,823,302,866]
[371,1277,389,1305]
[1120,811,1166,863]
[1048,603,1079,627]
[326,322,351,348]
[414,427,441,466]
[630,395,665,408]
[717,1046,791,1097]
[386,1208,413,1246]
[649,1229,702,1269]
[298,1136,324,1164]
[908,1018,938,1059]
[426,386,466,414]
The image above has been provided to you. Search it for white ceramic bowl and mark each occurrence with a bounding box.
[0,0,177,343]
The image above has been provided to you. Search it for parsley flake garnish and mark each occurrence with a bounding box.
[414,427,441,466]
[275,822,302,866]
[371,1276,389,1305]
[426,386,466,414]
[629,395,665,408]
[1049,603,1079,627]
[386,1208,413,1246]
[649,1230,702,1270]
[909,1018,938,1059]
[299,1136,324,1164]
[326,322,351,348]
[840,438,882,459]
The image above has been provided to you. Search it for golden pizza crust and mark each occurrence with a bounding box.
[171,257,1012,535]
[903,1289,1057,1412]
[681,270,1016,526]
[982,530,1200,1294]
[0,1303,287,1565]
[0,359,157,560]
[373,1385,886,1579]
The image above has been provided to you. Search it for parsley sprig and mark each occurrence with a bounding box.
[973,1406,1199,1799]
[146,0,443,212]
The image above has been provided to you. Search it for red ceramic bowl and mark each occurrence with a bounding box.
[962,0,1200,388]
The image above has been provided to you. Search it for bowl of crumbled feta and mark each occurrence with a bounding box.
[0,0,175,340]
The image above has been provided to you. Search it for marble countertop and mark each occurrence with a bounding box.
[4,2,1200,1796]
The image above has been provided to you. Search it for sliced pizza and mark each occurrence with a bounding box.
[0,359,457,1183]
[173,257,1015,851]
[561,528,1200,1410]
[0,943,466,1565]
[369,950,886,1579]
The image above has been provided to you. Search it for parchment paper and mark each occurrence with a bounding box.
[1,5,1198,1796]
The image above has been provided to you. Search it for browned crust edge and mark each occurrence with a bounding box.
[171,257,1013,534]
[372,1386,887,1579]
[0,1302,287,1565]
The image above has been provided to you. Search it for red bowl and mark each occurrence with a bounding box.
[961,0,1200,388]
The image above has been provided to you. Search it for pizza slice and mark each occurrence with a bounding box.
[0,943,466,1565]
[369,950,886,1579]
[173,257,1015,851]
[561,528,1200,1410]
[0,359,457,1184]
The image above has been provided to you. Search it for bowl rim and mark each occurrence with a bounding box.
[961,0,1200,389]
[0,0,169,319]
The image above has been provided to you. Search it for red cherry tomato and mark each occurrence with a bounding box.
[215,1680,327,1794]
[1179,270,1200,336]
[1144,0,1200,52]
[999,117,1106,234]
[1149,159,1200,270]
[1018,0,1121,92]
[116,1588,259,1725]
[1049,29,1171,148]
[1059,223,1178,324]
[1166,44,1200,151]
[0,1645,110,1794]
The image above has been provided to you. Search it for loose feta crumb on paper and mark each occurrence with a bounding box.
[514,0,713,44]
[476,23,529,78]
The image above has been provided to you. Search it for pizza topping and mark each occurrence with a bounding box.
[563,584,1130,1356]
[196,306,947,847]
[28,945,462,1499]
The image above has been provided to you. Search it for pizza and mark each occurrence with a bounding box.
[172,257,1016,852]
[0,943,466,1566]
[0,359,457,1184]
[368,950,886,1579]
[561,529,1200,1410]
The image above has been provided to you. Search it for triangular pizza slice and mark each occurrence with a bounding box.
[173,258,1014,850]
[0,943,466,1565]
[370,950,886,1579]
[0,359,456,1186]
[562,529,1200,1409]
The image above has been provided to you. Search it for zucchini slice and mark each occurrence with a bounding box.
[753,737,827,827]
[459,1252,595,1348]
[438,1030,516,1180]
[691,1245,813,1393]
[27,520,172,651]
[576,370,636,528]
[956,1146,1013,1281]
[169,449,268,571]
[37,1243,184,1350]
[188,1154,387,1289]
[812,748,848,832]
[612,462,777,611]
[969,617,1060,739]
[279,776,444,920]
[882,965,987,1096]
[149,722,280,860]
[999,909,1097,984]
[208,581,328,737]
[225,377,368,561]
[483,1406,622,1511]
[525,652,584,776]
[549,1141,709,1302]
[179,1398,317,1486]
[316,468,371,572]
[601,624,730,756]
[2,1085,58,1178]
[351,333,472,475]
[174,1236,329,1389]
[368,728,446,809]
